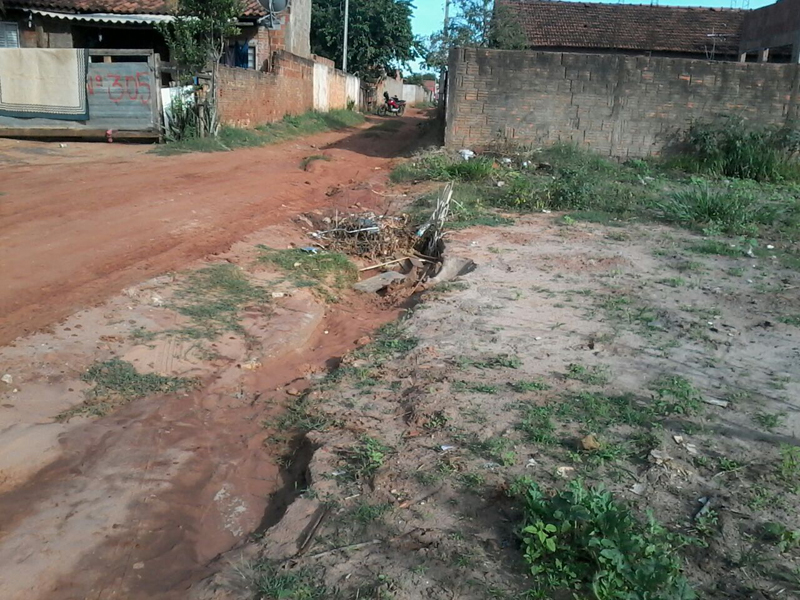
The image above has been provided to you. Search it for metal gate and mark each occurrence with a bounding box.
[0,49,161,139]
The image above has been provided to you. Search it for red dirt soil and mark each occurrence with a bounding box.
[0,111,426,345]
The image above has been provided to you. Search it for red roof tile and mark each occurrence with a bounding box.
[9,0,266,17]
[499,0,746,56]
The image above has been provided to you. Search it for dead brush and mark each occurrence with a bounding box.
[314,211,416,261]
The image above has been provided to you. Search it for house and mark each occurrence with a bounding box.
[498,0,746,61]
[738,0,800,63]
[0,0,312,70]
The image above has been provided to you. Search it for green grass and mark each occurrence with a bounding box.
[510,379,552,392]
[517,480,695,600]
[779,315,800,327]
[677,116,800,182]
[649,375,703,416]
[300,154,331,171]
[457,354,522,370]
[170,263,267,339]
[341,436,390,480]
[518,405,557,445]
[250,563,333,600]
[653,184,764,235]
[59,358,196,420]
[688,240,747,257]
[351,501,392,524]
[754,411,786,431]
[394,140,800,272]
[564,363,611,385]
[155,110,365,155]
[258,247,357,301]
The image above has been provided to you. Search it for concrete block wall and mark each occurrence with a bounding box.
[217,51,315,128]
[445,48,800,158]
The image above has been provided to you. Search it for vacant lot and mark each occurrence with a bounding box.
[200,141,800,600]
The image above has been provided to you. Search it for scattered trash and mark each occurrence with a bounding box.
[673,435,698,456]
[767,244,775,250]
[556,466,576,479]
[310,212,414,260]
[695,496,714,521]
[240,359,262,371]
[631,483,647,496]
[458,149,475,161]
[439,445,456,453]
[300,247,320,254]
[526,458,538,468]
[271,291,288,299]
[649,449,693,478]
[649,449,673,466]
[484,461,501,470]
[580,434,602,452]
[59,143,68,148]
[1,374,12,385]
[702,397,730,409]
[353,271,406,293]
[500,157,512,165]
[496,181,506,188]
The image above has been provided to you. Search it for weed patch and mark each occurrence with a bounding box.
[565,363,611,385]
[650,375,703,416]
[258,247,357,301]
[250,563,333,600]
[517,480,695,599]
[155,110,364,156]
[60,358,195,420]
[300,154,331,171]
[341,436,390,480]
[170,263,267,339]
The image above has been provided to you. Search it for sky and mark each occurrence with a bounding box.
[411,0,775,68]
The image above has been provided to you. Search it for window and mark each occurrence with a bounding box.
[248,44,256,70]
[0,21,20,48]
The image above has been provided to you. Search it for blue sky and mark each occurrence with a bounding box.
[412,0,774,47]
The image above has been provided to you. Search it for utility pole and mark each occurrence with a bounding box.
[439,0,450,104]
[342,0,350,73]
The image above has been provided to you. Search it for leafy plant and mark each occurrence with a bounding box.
[650,375,703,416]
[343,436,390,480]
[518,480,695,599]
[510,379,552,392]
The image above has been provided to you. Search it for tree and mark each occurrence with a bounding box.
[405,72,437,86]
[419,0,526,71]
[311,0,416,80]
[159,0,242,136]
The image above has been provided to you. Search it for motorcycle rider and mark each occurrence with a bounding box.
[383,91,399,110]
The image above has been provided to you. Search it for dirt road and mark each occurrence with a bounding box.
[0,113,425,600]
[0,112,426,345]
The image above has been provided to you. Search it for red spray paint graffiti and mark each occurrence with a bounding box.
[87,72,152,105]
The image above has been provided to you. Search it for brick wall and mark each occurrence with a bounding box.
[217,51,315,128]
[445,48,800,158]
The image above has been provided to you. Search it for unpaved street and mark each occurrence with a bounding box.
[0,114,425,600]
[0,113,425,345]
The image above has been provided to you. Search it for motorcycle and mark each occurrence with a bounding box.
[378,96,406,116]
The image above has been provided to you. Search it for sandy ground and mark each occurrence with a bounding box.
[0,114,428,599]
[197,212,800,599]
[0,111,426,346]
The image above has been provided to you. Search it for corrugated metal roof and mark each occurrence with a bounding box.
[8,0,267,18]
[27,8,174,23]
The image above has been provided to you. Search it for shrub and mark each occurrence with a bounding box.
[680,116,800,182]
[518,480,695,599]
[654,184,763,235]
